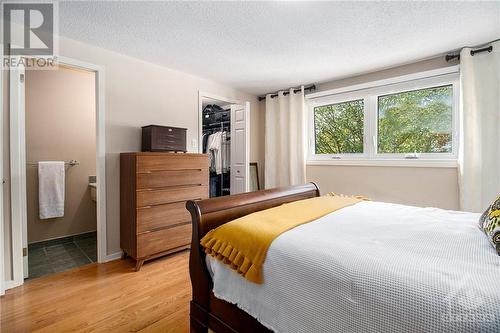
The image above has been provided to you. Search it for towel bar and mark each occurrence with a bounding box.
[26,160,79,167]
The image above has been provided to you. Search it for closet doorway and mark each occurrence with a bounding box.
[198,92,250,197]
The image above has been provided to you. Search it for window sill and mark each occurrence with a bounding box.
[306,159,458,168]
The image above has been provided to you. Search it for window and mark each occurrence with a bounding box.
[378,85,453,154]
[307,67,459,166]
[314,99,364,154]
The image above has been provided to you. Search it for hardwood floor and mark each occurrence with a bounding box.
[1,250,191,332]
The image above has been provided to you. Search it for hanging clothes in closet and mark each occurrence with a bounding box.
[202,104,231,197]
[207,131,223,174]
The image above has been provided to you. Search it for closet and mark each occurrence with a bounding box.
[200,96,249,197]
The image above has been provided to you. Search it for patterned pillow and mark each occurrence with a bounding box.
[479,195,500,255]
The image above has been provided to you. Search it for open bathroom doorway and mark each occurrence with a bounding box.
[9,57,106,285]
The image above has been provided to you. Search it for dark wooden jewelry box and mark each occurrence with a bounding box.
[141,125,187,152]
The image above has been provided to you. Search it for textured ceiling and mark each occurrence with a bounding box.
[58,1,500,95]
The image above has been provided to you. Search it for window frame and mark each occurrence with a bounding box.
[307,66,460,167]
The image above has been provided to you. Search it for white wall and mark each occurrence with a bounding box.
[306,57,460,210]
[3,35,263,282]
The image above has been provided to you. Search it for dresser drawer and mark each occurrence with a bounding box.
[136,169,208,189]
[137,201,191,233]
[137,154,208,172]
[137,223,191,258]
[137,185,208,207]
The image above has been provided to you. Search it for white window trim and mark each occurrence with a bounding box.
[306,66,460,168]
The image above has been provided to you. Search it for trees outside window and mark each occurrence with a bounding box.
[314,99,364,154]
[378,85,453,154]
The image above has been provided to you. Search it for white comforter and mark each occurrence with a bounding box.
[207,201,500,332]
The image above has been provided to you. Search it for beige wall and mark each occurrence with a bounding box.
[3,35,262,281]
[307,56,459,210]
[317,56,454,90]
[307,165,459,209]
[25,67,96,243]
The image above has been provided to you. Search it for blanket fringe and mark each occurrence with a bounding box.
[201,233,261,283]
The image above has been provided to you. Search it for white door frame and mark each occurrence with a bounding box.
[8,56,107,289]
[0,45,5,296]
[197,91,250,192]
[10,59,26,286]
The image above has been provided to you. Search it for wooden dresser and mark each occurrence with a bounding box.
[120,152,209,271]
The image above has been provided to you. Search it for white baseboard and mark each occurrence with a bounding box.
[4,279,22,291]
[104,251,122,262]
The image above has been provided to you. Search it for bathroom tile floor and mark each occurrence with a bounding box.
[27,232,97,280]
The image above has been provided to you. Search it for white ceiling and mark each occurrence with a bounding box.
[59,1,500,95]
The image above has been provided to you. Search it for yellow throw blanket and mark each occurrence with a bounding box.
[200,193,367,284]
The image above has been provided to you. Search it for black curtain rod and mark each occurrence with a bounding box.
[258,84,316,101]
[470,45,493,56]
[446,43,495,62]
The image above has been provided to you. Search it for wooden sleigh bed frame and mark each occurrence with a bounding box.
[186,183,320,333]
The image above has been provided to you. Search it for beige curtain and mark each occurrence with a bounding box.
[459,41,500,212]
[265,87,306,189]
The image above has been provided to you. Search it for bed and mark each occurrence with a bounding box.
[186,183,500,333]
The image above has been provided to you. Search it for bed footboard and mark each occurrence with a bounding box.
[186,183,320,333]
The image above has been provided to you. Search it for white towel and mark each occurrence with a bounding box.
[38,161,65,219]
